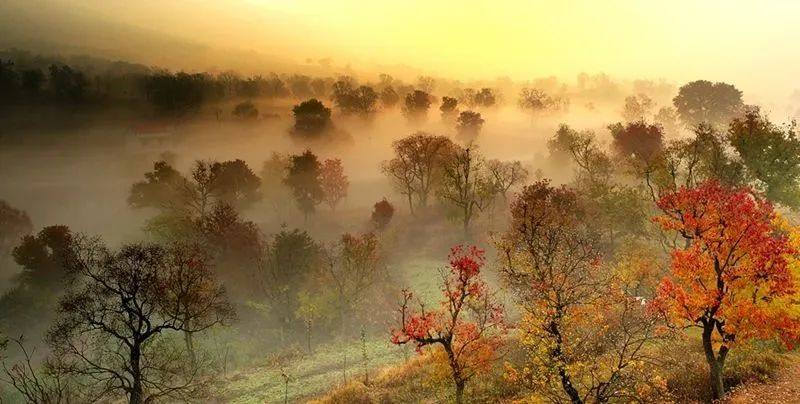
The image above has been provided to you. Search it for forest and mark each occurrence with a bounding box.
[1,42,800,404]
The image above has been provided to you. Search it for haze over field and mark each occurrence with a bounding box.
[2,2,800,404]
[3,0,800,107]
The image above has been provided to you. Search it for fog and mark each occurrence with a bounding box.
[3,2,800,403]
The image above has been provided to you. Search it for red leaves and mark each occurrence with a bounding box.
[649,180,800,347]
[390,245,504,380]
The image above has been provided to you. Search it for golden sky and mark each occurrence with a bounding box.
[6,0,800,102]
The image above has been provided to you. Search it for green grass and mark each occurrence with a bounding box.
[213,338,408,403]
[211,257,448,403]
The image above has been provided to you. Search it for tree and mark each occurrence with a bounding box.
[402,90,432,123]
[319,158,349,211]
[197,203,262,294]
[391,246,504,404]
[380,86,400,108]
[323,233,382,330]
[370,198,395,231]
[232,101,259,120]
[437,146,495,234]
[144,72,207,116]
[287,74,313,98]
[608,120,664,164]
[455,111,485,143]
[291,99,332,138]
[11,226,76,290]
[416,76,435,93]
[654,106,680,138]
[518,88,567,114]
[382,133,455,214]
[485,160,529,201]
[728,110,800,207]
[649,180,799,400]
[0,199,32,258]
[259,228,319,339]
[496,181,661,403]
[48,240,234,404]
[621,93,654,123]
[284,150,324,220]
[332,78,378,118]
[351,85,379,117]
[673,80,743,129]
[473,88,496,108]
[48,64,87,103]
[130,159,260,214]
[261,153,292,216]
[208,159,262,210]
[0,226,77,336]
[440,96,459,121]
[644,125,746,200]
[20,68,45,97]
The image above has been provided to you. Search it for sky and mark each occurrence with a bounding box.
[3,0,800,102]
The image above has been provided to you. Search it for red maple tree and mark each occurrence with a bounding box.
[649,180,800,399]
[391,245,504,404]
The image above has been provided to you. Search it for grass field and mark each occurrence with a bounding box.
[212,257,447,403]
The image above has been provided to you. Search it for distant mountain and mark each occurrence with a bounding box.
[0,0,298,75]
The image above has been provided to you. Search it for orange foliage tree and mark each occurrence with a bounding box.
[649,180,800,400]
[391,246,504,404]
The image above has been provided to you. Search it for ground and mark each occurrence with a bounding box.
[726,354,800,404]
[211,257,445,403]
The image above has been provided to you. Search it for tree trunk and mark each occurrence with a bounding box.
[549,319,583,404]
[454,379,465,404]
[184,330,196,367]
[702,322,728,400]
[130,343,143,404]
[443,342,466,404]
[306,321,313,353]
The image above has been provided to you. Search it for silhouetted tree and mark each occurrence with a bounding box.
[48,240,234,404]
[144,72,207,116]
[402,90,432,123]
[284,150,324,220]
[608,120,664,164]
[380,86,400,108]
[382,133,455,214]
[128,161,186,210]
[233,101,258,120]
[260,228,320,339]
[370,199,395,230]
[291,99,332,139]
[473,88,496,108]
[437,146,495,234]
[440,96,459,121]
[287,74,313,99]
[208,159,262,210]
[673,80,743,129]
[48,64,87,103]
[0,200,32,257]
[455,111,485,143]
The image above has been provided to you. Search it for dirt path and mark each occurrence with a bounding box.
[725,355,800,404]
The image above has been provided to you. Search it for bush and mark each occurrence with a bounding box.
[660,337,789,402]
[309,381,372,404]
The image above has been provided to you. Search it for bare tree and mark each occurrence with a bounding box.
[437,146,495,234]
[47,238,234,404]
[381,132,455,214]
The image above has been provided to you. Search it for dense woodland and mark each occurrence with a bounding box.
[1,49,800,404]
